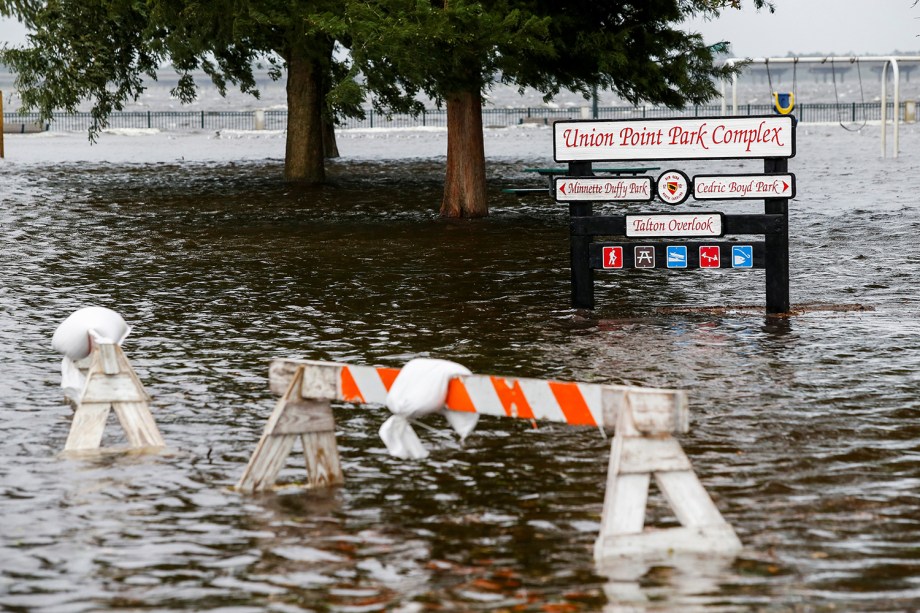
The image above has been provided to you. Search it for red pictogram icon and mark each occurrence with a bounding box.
[602,246,623,269]
[699,246,721,268]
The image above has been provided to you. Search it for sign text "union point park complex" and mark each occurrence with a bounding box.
[553,116,795,161]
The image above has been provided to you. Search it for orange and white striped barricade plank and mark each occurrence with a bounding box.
[64,342,165,454]
[243,359,740,560]
[266,359,688,433]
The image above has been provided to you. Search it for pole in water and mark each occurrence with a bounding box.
[764,157,790,314]
[568,161,594,309]
[1,90,5,159]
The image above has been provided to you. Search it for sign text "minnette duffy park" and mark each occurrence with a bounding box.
[553,116,795,161]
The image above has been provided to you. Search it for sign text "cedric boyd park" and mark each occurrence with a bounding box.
[554,116,795,161]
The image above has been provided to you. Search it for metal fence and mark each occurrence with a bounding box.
[2,102,914,133]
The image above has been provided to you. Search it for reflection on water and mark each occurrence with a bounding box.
[1,126,919,610]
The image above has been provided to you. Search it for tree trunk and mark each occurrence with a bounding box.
[323,117,339,159]
[284,47,325,183]
[441,90,488,218]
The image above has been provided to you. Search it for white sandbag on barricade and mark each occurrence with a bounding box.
[380,358,478,460]
[52,307,131,401]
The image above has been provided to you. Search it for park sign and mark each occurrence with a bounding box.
[555,113,797,314]
[553,115,795,162]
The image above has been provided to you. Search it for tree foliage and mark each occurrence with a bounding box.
[0,0,363,140]
[344,0,772,110]
[335,0,773,216]
[1,0,774,194]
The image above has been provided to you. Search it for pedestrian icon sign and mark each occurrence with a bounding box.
[699,246,721,268]
[666,245,687,268]
[634,246,655,268]
[732,245,754,268]
[602,246,623,269]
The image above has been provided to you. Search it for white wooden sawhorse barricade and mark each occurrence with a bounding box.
[64,342,165,452]
[238,359,742,560]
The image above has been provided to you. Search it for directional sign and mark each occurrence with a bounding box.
[554,176,654,202]
[626,213,724,238]
[554,115,796,162]
[693,173,796,200]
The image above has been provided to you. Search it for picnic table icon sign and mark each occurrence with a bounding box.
[634,246,656,268]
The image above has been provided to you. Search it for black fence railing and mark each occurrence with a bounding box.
[2,102,914,133]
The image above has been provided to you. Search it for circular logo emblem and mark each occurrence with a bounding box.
[656,170,690,205]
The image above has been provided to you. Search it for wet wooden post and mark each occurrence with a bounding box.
[236,364,343,493]
[64,342,165,452]
[1,90,5,159]
[764,156,790,314]
[568,160,594,309]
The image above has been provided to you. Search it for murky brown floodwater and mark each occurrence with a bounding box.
[1,125,919,611]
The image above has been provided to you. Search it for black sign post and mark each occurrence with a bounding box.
[553,116,795,315]
[763,157,790,313]
[568,161,595,309]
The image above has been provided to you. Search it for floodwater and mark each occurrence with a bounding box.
[1,122,919,611]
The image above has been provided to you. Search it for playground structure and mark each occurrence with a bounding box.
[237,359,741,561]
[722,56,920,158]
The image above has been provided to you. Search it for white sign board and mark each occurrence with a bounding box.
[554,176,653,202]
[554,115,795,162]
[693,174,795,200]
[626,213,724,238]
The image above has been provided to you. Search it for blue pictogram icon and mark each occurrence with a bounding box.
[666,245,687,268]
[732,245,753,268]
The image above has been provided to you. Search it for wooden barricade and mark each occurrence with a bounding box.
[63,342,165,452]
[237,359,741,559]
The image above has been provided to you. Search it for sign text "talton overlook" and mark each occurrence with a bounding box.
[553,116,795,162]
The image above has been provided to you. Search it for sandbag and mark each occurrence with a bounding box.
[379,414,429,460]
[52,307,131,360]
[380,358,479,459]
[385,358,472,418]
[59,356,86,402]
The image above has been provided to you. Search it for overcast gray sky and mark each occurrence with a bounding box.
[1,1,918,59]
[685,0,920,58]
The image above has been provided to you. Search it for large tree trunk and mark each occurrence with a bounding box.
[441,90,488,218]
[323,117,339,159]
[284,46,325,183]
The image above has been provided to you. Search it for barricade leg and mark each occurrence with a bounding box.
[595,433,741,561]
[113,401,166,448]
[63,343,164,452]
[64,403,111,451]
[236,366,344,493]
